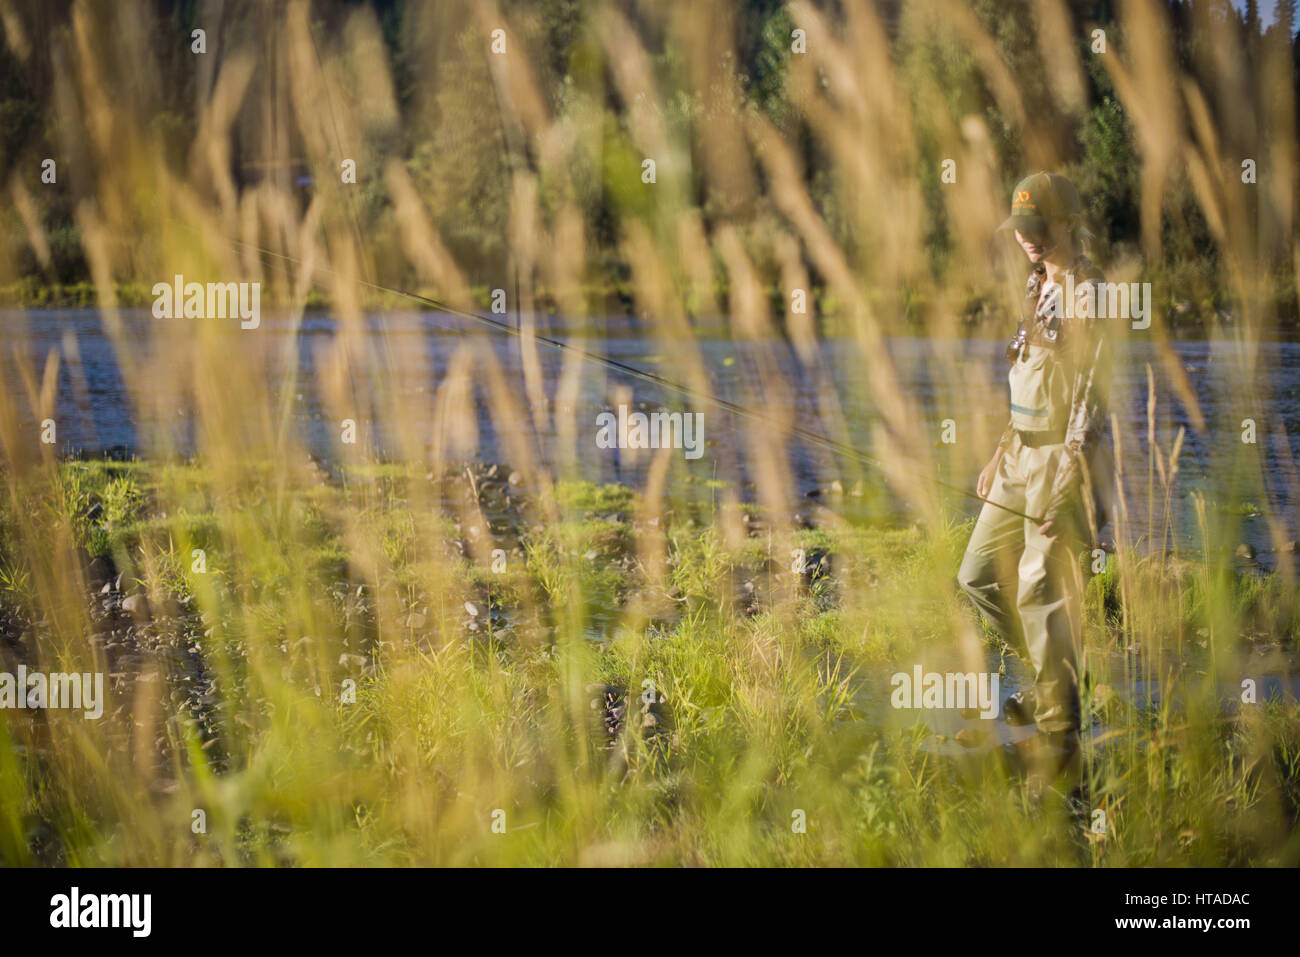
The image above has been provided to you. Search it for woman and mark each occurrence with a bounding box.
[957,171,1114,795]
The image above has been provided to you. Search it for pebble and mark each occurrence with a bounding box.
[121,594,150,620]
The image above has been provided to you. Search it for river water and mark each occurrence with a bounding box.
[3,309,1297,562]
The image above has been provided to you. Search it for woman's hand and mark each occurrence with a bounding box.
[977,447,1004,499]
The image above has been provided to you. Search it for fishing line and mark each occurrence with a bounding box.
[222,235,1045,525]
[226,237,1045,522]
[232,238,1046,524]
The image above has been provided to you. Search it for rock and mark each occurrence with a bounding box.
[954,727,986,748]
[584,684,626,739]
[121,594,150,620]
[1283,540,1299,554]
[1235,543,1257,561]
[464,601,479,617]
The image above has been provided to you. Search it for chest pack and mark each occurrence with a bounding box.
[1006,258,1101,435]
[1008,338,1070,434]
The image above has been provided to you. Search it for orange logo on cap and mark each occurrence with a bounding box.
[1015,190,1031,202]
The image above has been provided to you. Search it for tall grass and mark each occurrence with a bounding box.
[0,0,1296,865]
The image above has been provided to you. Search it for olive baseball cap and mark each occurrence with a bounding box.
[999,171,1081,237]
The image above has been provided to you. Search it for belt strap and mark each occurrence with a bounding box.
[1016,428,1065,448]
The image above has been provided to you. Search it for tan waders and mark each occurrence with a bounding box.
[959,324,1092,789]
[958,430,1084,738]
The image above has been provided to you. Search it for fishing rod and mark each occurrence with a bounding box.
[225,236,1045,525]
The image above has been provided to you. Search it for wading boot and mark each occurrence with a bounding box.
[1025,729,1082,805]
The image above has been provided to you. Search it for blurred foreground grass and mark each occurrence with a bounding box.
[1,0,1299,868]
[0,457,1295,866]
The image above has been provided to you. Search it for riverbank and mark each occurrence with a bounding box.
[0,456,1296,865]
